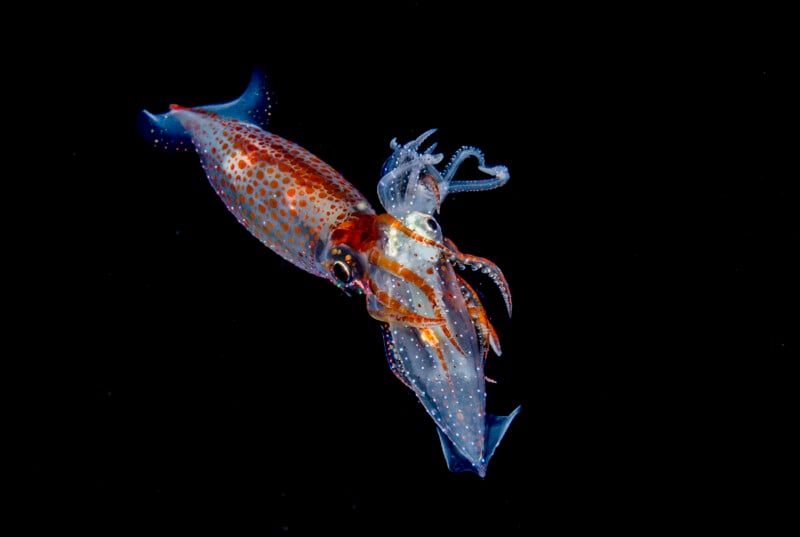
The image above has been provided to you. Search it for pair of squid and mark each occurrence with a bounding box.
[141,68,519,477]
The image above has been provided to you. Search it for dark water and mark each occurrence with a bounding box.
[18,5,792,534]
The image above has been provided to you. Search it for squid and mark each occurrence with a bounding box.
[141,67,520,477]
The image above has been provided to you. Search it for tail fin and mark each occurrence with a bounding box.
[437,405,521,477]
[138,66,273,151]
[485,405,521,465]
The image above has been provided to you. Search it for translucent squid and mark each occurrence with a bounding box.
[140,68,520,477]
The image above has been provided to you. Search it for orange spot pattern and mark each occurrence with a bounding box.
[179,110,376,278]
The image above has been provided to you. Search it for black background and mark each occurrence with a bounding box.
[19,4,792,534]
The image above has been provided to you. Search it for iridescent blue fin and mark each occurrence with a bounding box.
[436,405,522,477]
[139,66,273,151]
[188,66,272,127]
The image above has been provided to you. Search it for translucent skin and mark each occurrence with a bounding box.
[142,69,519,477]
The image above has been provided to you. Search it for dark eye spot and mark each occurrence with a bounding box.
[332,261,351,283]
[426,218,438,231]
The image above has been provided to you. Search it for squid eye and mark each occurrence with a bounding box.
[426,218,438,231]
[332,260,351,284]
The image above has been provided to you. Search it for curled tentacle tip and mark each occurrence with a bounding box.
[478,165,510,182]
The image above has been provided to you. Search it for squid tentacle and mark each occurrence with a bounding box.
[440,146,510,199]
[379,129,509,217]
[444,238,513,318]
[456,273,502,359]
[366,248,467,357]
[367,289,442,326]
[376,218,512,323]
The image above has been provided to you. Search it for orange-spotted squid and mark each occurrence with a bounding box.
[141,67,520,477]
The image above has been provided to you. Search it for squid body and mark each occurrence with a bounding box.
[141,68,520,477]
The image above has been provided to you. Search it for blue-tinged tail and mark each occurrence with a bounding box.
[437,405,521,477]
[138,66,273,151]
